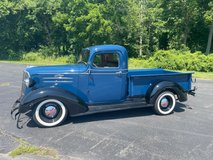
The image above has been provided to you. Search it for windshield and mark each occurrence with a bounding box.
[78,49,90,64]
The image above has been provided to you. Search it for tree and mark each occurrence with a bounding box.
[162,0,199,49]
[204,2,213,54]
[0,0,212,59]
[143,0,165,53]
[53,0,113,54]
[105,0,144,56]
[132,0,165,56]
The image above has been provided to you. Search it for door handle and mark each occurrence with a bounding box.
[116,71,122,75]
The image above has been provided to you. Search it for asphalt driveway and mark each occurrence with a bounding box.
[0,62,213,160]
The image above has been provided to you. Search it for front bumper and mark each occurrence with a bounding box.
[11,97,35,129]
[11,97,33,120]
[11,98,21,120]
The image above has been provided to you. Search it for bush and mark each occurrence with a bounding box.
[3,48,212,72]
[22,52,43,61]
[21,51,77,65]
[149,50,181,70]
[7,50,23,60]
[38,45,58,57]
[66,54,76,64]
[149,50,213,72]
[129,50,213,72]
[206,54,213,72]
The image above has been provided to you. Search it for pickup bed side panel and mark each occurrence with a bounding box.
[128,70,193,97]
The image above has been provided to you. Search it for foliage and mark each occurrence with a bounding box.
[161,0,200,49]
[9,139,57,158]
[129,50,213,72]
[38,46,58,57]
[204,2,213,24]
[22,51,76,64]
[0,0,213,63]
[129,58,153,69]
[7,50,23,60]
[66,54,77,64]
[4,47,213,72]
[22,52,43,61]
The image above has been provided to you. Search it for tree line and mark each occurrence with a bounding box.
[0,0,212,59]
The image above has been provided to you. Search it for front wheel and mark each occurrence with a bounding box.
[154,91,176,115]
[33,99,68,127]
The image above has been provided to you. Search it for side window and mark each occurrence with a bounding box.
[93,53,119,68]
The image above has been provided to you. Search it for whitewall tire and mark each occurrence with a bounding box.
[154,91,176,115]
[33,99,67,127]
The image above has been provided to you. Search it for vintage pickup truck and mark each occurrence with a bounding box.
[11,45,195,127]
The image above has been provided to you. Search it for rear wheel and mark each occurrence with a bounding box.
[33,99,67,127]
[154,91,176,115]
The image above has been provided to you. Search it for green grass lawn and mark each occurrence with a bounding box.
[9,138,58,159]
[1,60,213,79]
[193,71,213,79]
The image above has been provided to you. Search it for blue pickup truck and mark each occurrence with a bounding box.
[11,45,195,127]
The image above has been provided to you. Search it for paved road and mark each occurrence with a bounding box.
[0,62,213,160]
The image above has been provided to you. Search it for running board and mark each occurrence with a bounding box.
[71,100,153,117]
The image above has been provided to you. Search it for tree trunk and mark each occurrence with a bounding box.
[183,13,189,45]
[183,26,189,45]
[206,21,213,54]
[139,35,143,56]
[139,2,143,56]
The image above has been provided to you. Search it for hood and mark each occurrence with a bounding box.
[25,64,88,75]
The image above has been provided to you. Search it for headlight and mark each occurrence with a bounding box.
[23,71,35,88]
[24,78,30,87]
[24,77,35,88]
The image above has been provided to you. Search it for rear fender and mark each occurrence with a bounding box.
[146,81,187,104]
[19,87,88,115]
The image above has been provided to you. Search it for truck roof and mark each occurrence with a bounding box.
[87,45,127,54]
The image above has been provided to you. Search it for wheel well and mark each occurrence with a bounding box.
[146,81,187,104]
[31,96,69,111]
[148,88,178,105]
[31,95,88,116]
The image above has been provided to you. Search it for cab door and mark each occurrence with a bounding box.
[88,51,127,104]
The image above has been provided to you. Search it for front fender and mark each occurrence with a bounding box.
[19,87,88,115]
[146,81,187,104]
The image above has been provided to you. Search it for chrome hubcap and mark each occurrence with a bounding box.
[44,106,57,118]
[161,98,169,108]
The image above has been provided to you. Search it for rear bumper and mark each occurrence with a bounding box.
[188,86,197,96]
[178,86,196,102]
[178,92,187,102]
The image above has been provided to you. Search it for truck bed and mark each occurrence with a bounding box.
[128,68,193,97]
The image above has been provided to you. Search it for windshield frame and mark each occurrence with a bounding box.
[78,49,90,65]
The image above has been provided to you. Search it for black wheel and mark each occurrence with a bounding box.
[154,91,176,115]
[33,99,68,127]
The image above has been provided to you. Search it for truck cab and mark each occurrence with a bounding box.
[82,45,128,104]
[11,45,195,128]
